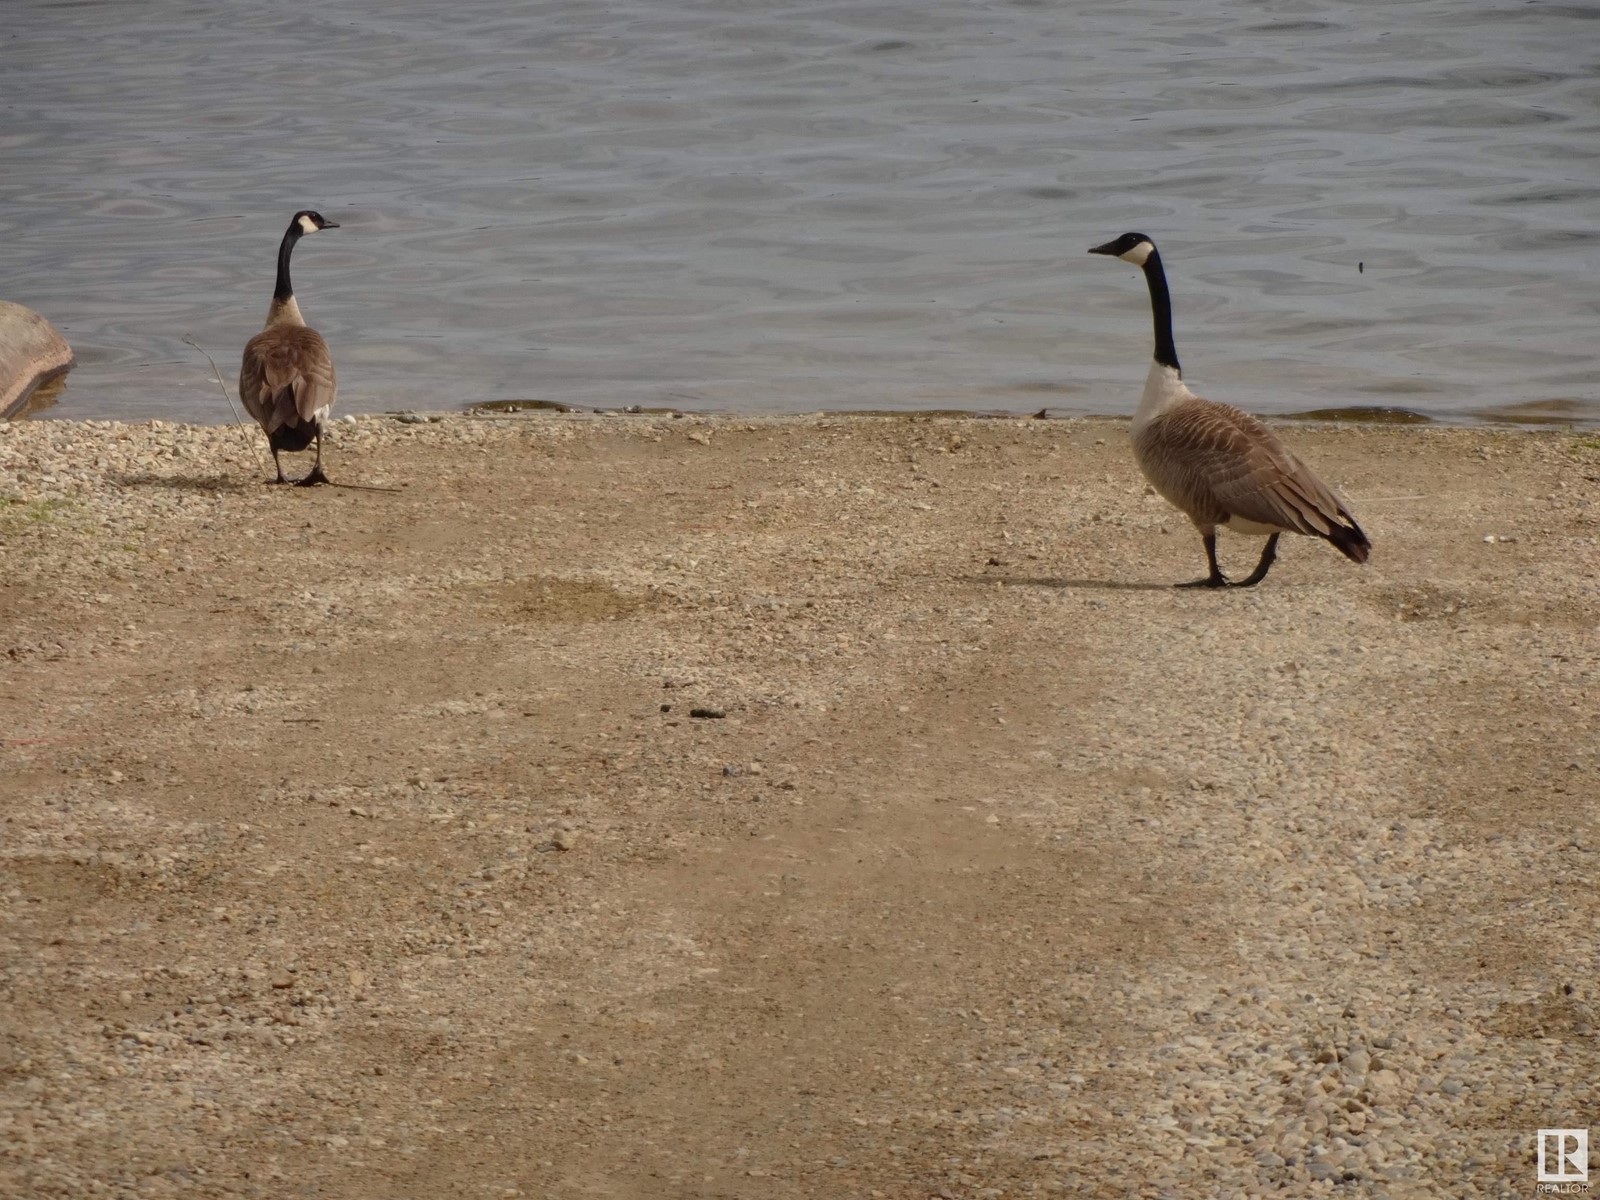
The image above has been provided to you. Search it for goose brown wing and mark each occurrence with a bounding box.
[1205,404,1353,537]
[238,334,275,429]
[1140,398,1355,536]
[238,326,336,433]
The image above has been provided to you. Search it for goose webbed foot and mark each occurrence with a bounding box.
[1176,531,1229,588]
[294,428,330,487]
[1230,533,1280,589]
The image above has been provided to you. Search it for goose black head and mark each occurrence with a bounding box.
[291,210,340,236]
[1089,232,1156,266]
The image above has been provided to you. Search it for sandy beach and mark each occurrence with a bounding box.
[2,412,1596,1199]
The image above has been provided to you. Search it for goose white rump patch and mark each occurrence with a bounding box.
[1224,515,1284,536]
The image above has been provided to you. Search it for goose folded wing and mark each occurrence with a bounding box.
[1175,401,1346,536]
[290,344,336,426]
[238,346,273,428]
[252,330,336,430]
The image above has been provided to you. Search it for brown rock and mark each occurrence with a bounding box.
[0,301,74,419]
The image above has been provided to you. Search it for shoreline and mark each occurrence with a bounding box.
[3,414,1597,1197]
[14,388,1600,432]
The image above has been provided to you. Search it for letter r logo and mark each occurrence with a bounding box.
[1538,1129,1589,1183]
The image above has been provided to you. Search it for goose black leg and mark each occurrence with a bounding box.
[296,427,330,487]
[1177,531,1229,588]
[270,446,289,485]
[1232,533,1280,588]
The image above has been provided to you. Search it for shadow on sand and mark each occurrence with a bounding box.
[961,573,1174,592]
[114,472,252,493]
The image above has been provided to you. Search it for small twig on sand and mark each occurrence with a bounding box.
[327,481,405,494]
[182,335,264,478]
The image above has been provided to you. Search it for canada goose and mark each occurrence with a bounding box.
[239,210,340,486]
[1089,232,1370,587]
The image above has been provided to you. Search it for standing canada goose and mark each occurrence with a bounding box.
[239,210,340,486]
[1089,232,1370,587]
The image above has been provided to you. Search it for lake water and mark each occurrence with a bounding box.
[5,0,1599,426]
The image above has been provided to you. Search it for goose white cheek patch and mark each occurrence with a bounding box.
[297,215,319,234]
[1121,241,1153,266]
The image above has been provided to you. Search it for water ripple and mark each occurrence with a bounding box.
[5,0,1597,425]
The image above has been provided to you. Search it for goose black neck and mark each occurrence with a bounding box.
[1141,249,1180,373]
[273,225,302,304]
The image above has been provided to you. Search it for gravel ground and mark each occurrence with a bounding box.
[1,412,1596,1199]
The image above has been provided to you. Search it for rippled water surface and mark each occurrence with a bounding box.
[5,0,1599,424]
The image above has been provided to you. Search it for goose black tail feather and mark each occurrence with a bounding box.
[268,424,317,454]
[1326,517,1371,565]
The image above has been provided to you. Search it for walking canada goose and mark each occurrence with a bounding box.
[1089,232,1370,587]
[239,210,340,486]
